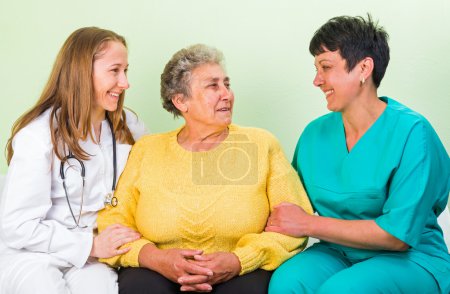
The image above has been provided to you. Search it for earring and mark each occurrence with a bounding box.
[360,76,365,85]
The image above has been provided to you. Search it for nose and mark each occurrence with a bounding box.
[313,71,323,87]
[220,84,232,100]
[118,72,130,90]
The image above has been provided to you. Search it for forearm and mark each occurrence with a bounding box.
[307,215,408,251]
[138,243,161,270]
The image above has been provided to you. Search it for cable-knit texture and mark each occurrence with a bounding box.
[98,124,313,274]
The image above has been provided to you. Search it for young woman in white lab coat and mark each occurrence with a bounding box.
[0,27,146,294]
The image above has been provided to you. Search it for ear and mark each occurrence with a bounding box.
[359,57,374,82]
[171,94,188,113]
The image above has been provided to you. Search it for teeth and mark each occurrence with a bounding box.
[110,92,120,97]
[324,90,334,96]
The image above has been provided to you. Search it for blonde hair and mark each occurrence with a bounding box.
[6,27,134,164]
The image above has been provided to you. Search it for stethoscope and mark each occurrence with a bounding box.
[60,117,118,229]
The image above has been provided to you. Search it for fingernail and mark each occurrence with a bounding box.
[178,278,184,283]
[207,271,213,276]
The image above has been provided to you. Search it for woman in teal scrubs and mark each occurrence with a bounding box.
[266,15,450,293]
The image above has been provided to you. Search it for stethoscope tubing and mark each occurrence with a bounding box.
[60,116,117,229]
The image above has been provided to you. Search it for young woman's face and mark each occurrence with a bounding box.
[313,49,362,112]
[92,41,129,120]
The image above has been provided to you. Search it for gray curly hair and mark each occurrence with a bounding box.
[160,44,224,117]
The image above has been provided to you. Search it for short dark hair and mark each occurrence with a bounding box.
[309,14,390,88]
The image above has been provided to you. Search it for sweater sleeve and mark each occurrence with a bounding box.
[232,134,313,275]
[97,138,153,267]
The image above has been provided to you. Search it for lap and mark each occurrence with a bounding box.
[269,244,439,294]
[65,259,118,294]
[269,244,351,294]
[317,254,439,294]
[119,267,271,294]
[0,252,117,294]
[0,252,70,294]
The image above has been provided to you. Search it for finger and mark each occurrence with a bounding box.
[187,259,209,268]
[180,249,203,258]
[193,254,212,261]
[180,283,212,292]
[273,202,295,208]
[178,274,210,285]
[115,235,141,247]
[110,232,141,243]
[111,226,140,236]
[113,247,131,256]
[264,225,283,233]
[183,261,213,276]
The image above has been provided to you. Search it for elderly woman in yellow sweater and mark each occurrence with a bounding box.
[97,44,313,294]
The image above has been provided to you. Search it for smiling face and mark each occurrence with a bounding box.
[181,63,234,129]
[92,40,129,121]
[313,49,362,112]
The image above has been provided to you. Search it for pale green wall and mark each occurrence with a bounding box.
[1,0,449,174]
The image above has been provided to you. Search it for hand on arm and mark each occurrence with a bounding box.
[138,244,214,292]
[90,223,141,258]
[265,202,408,251]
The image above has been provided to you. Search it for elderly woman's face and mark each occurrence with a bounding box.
[183,63,234,128]
[313,49,362,112]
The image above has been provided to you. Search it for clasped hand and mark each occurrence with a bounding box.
[157,249,241,292]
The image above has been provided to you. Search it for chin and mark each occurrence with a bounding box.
[326,103,340,112]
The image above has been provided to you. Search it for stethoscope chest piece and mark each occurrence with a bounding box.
[104,192,118,207]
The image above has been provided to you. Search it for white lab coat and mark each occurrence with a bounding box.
[0,108,146,293]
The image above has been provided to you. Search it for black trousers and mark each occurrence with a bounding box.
[118,267,272,294]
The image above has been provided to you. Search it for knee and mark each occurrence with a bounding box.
[317,276,367,294]
[2,259,67,294]
[269,266,307,294]
[65,262,118,294]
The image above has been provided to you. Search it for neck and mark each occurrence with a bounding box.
[341,93,386,152]
[92,109,106,143]
[177,123,229,151]
[341,93,385,134]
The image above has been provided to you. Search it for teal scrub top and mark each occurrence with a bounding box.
[293,97,450,292]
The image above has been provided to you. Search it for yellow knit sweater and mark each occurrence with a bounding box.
[98,124,313,275]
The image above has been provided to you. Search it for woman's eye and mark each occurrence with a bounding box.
[224,83,231,89]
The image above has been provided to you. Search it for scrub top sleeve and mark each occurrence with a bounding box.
[233,134,313,275]
[375,121,443,247]
[0,127,92,268]
[98,138,152,268]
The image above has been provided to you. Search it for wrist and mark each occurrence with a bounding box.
[138,244,160,269]
[231,252,242,275]
[303,213,316,237]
